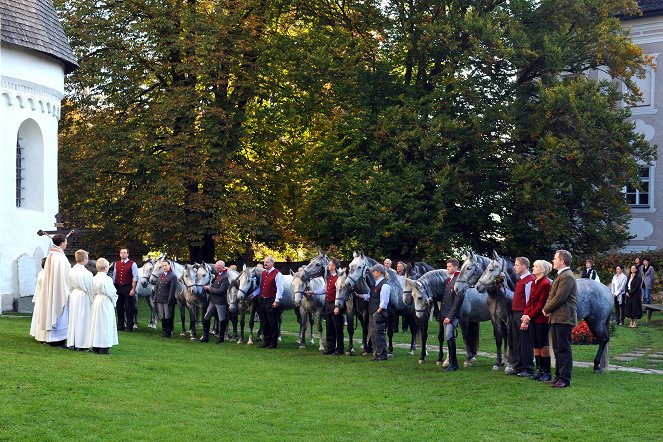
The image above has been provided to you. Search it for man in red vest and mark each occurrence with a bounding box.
[113,248,138,332]
[505,257,536,377]
[309,258,343,355]
[254,256,283,349]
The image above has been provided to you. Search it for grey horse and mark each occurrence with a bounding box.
[410,269,449,363]
[451,252,515,368]
[335,268,370,356]
[292,272,325,351]
[300,253,330,282]
[230,266,262,345]
[135,258,158,329]
[477,252,613,373]
[150,256,187,336]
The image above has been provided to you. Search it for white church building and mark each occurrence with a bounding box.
[0,0,77,312]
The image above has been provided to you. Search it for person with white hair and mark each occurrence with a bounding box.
[252,256,284,349]
[89,258,119,354]
[521,259,553,382]
[201,260,230,344]
[66,250,94,350]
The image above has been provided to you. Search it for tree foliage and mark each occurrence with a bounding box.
[56,0,656,262]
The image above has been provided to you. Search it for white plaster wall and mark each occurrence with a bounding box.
[0,44,65,310]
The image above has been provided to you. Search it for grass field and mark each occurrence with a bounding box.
[2,304,662,441]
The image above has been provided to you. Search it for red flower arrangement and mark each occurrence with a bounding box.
[571,320,597,345]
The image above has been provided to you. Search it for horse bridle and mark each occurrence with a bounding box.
[345,262,369,290]
[238,270,257,299]
[140,260,154,286]
[412,280,430,313]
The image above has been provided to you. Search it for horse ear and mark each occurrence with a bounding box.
[290,269,295,276]
[242,264,247,271]
[493,250,499,260]
[353,251,358,258]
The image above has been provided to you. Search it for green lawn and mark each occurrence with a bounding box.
[1,305,662,441]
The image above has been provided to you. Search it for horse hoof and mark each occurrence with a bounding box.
[436,361,443,366]
[492,365,500,371]
[593,368,604,374]
[236,340,242,345]
[309,339,314,345]
[180,332,186,336]
[278,337,282,342]
[419,359,425,365]
[190,337,196,341]
[464,360,473,368]
[407,351,414,356]
[299,345,306,349]
[442,360,449,368]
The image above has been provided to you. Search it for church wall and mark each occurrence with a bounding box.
[0,45,65,312]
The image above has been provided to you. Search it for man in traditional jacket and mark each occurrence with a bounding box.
[113,248,138,331]
[362,264,390,361]
[34,234,70,347]
[252,256,284,349]
[543,250,577,388]
[437,258,463,371]
[155,260,178,338]
[310,258,343,355]
[201,260,230,344]
[66,250,94,350]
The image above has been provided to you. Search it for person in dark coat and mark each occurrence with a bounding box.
[624,265,643,328]
[201,261,230,343]
[543,250,577,388]
[437,258,463,372]
[155,261,178,338]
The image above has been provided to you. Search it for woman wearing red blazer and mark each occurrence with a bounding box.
[521,259,552,382]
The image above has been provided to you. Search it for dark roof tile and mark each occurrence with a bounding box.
[0,0,78,74]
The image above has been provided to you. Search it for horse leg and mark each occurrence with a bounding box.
[247,303,255,345]
[387,310,394,355]
[587,317,611,373]
[298,307,307,349]
[179,303,186,336]
[346,310,355,356]
[309,311,315,339]
[317,309,325,351]
[459,321,472,367]
[419,317,428,364]
[407,314,417,356]
[188,303,197,340]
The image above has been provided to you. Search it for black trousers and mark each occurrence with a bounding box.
[614,298,624,324]
[324,301,344,353]
[510,310,534,372]
[115,284,134,330]
[551,323,573,384]
[258,297,281,347]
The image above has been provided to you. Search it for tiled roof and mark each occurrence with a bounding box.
[0,0,78,74]
[638,0,663,15]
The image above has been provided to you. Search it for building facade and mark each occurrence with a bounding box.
[0,0,77,312]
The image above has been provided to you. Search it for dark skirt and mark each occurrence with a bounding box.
[624,293,642,319]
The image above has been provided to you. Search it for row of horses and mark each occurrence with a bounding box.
[115,251,612,372]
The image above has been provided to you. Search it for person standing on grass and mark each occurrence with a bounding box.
[543,250,577,388]
[641,258,655,305]
[363,264,390,361]
[67,250,94,350]
[155,261,178,338]
[309,258,343,355]
[505,257,536,378]
[624,265,643,328]
[34,234,70,347]
[201,260,230,344]
[520,260,552,382]
[253,256,284,349]
[610,265,627,326]
[437,258,463,371]
[113,248,138,332]
[89,258,119,354]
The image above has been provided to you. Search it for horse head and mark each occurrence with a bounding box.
[335,268,351,308]
[300,253,329,283]
[412,279,432,320]
[476,251,516,293]
[291,272,308,307]
[227,277,240,313]
[194,262,213,296]
[345,253,374,292]
[237,266,260,302]
[140,258,154,288]
[455,252,491,295]
[403,277,416,306]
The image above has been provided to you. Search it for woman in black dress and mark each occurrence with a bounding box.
[624,265,643,328]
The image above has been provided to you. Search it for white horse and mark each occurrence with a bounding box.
[292,271,325,351]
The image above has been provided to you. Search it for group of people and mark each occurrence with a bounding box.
[607,257,657,328]
[435,251,577,388]
[30,234,119,354]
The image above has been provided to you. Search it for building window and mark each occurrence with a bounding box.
[16,137,24,207]
[625,166,650,208]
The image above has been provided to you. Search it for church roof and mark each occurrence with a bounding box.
[638,0,663,16]
[0,0,78,74]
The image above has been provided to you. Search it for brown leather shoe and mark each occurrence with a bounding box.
[550,380,570,388]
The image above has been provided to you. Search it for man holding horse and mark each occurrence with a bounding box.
[364,264,390,361]
[543,250,577,388]
[253,256,284,349]
[438,258,463,371]
[113,248,138,332]
[155,261,178,338]
[201,260,230,344]
[309,258,343,355]
[506,257,536,378]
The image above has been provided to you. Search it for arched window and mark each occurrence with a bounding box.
[16,119,44,212]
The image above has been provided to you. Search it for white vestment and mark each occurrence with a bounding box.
[34,245,70,342]
[67,264,94,348]
[29,269,45,340]
[89,272,119,348]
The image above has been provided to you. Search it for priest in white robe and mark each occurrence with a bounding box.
[89,258,118,354]
[29,258,47,340]
[34,234,71,346]
[67,250,94,350]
